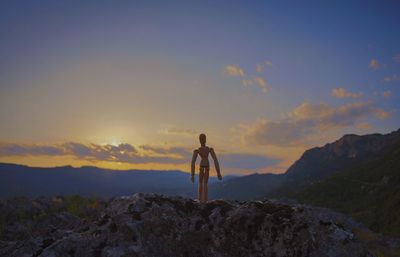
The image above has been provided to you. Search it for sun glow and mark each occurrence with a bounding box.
[100,138,122,147]
[110,140,121,147]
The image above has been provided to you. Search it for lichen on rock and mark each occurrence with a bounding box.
[0,193,375,257]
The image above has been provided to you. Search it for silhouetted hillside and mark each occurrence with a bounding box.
[296,142,400,237]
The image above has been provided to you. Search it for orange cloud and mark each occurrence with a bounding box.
[160,127,198,137]
[383,74,400,83]
[242,79,253,87]
[223,65,245,77]
[0,142,282,174]
[382,90,392,98]
[241,77,270,93]
[256,60,273,73]
[371,108,391,120]
[0,142,190,164]
[356,123,372,130]
[368,58,381,70]
[236,101,391,147]
[393,54,400,63]
[331,87,363,98]
[226,62,271,94]
[253,77,269,93]
[256,64,264,73]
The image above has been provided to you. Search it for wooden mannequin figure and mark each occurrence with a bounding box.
[191,133,222,203]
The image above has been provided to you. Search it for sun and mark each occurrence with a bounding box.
[110,140,121,146]
[101,138,121,147]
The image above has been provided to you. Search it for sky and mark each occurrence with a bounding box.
[0,0,399,175]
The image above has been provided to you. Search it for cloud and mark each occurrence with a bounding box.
[0,141,284,171]
[331,87,363,98]
[383,74,400,83]
[393,54,400,63]
[237,101,391,147]
[219,153,279,169]
[0,144,65,156]
[371,108,391,120]
[256,60,273,73]
[160,127,198,137]
[0,142,192,164]
[368,58,381,70]
[356,122,372,130]
[241,77,270,93]
[224,61,272,94]
[223,65,245,77]
[382,90,392,98]
[253,77,269,93]
[256,64,264,73]
[242,79,253,87]
[138,145,191,158]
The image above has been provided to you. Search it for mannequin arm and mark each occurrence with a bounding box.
[210,148,221,177]
[191,150,198,177]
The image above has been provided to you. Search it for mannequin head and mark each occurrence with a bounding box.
[199,133,206,146]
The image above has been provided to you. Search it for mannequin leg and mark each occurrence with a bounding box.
[198,167,204,202]
[203,167,210,202]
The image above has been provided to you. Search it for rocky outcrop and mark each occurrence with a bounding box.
[0,193,374,257]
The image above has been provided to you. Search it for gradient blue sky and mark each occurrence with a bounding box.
[0,1,399,174]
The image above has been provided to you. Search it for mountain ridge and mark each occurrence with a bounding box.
[210,128,400,200]
[2,128,399,201]
[0,163,236,198]
[295,140,400,237]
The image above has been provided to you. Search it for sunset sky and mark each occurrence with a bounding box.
[0,1,399,175]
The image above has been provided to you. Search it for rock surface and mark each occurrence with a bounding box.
[0,193,375,257]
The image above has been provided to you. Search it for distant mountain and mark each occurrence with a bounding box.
[210,129,400,200]
[276,128,400,196]
[2,129,400,206]
[0,164,235,198]
[209,173,284,200]
[295,141,400,237]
